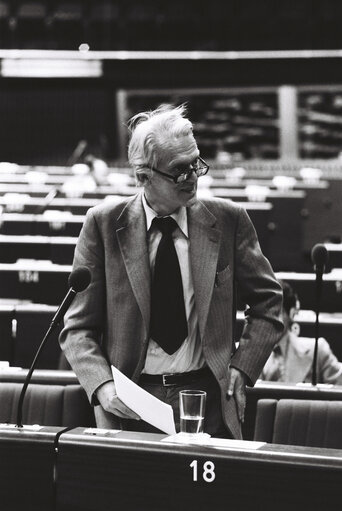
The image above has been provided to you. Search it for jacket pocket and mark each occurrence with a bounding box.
[215,265,231,286]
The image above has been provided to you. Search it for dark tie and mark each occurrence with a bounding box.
[150,216,188,354]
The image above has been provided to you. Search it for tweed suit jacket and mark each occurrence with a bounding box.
[59,191,283,438]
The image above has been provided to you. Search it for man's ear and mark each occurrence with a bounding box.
[289,307,297,321]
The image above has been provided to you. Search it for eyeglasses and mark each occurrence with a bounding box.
[148,156,210,184]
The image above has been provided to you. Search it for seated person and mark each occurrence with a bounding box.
[259,280,342,384]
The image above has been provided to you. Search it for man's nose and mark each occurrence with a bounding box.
[188,169,198,183]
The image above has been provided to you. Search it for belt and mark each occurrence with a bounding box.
[139,366,211,387]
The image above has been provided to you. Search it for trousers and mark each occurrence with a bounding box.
[124,367,230,438]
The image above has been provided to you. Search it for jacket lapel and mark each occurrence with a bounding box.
[188,200,221,339]
[116,195,221,341]
[116,193,151,336]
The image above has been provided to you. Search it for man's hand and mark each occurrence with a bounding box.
[226,367,247,423]
[96,381,141,420]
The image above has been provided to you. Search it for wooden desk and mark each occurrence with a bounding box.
[0,234,77,264]
[0,261,71,304]
[0,196,101,215]
[56,428,342,511]
[0,202,273,261]
[0,426,66,511]
[275,270,342,312]
[0,368,78,384]
[0,213,84,237]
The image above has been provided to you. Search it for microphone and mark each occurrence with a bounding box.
[16,267,91,428]
[35,187,61,215]
[50,266,91,328]
[311,244,329,385]
[67,140,88,167]
[30,188,62,236]
[311,243,328,275]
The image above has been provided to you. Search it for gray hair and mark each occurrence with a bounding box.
[127,104,193,185]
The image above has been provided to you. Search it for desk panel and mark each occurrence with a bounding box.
[0,262,71,304]
[0,426,65,511]
[0,235,77,264]
[56,429,342,511]
[0,213,84,237]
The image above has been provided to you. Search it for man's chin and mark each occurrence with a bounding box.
[185,193,198,206]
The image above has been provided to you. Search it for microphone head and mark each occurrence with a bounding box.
[311,243,329,270]
[68,266,91,292]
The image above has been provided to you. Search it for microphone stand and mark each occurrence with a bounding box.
[16,289,76,428]
[16,323,55,428]
[312,267,323,386]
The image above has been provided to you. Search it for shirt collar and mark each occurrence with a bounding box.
[141,192,188,237]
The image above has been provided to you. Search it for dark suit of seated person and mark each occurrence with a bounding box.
[259,280,342,385]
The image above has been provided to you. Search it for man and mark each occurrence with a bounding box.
[260,280,342,384]
[60,104,283,439]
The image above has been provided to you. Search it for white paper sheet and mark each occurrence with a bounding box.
[111,366,176,435]
[162,434,265,450]
[206,438,265,450]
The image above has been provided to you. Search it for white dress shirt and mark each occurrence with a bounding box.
[141,193,205,374]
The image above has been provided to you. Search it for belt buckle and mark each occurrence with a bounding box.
[162,373,175,386]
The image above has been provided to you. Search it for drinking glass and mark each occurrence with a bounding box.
[179,390,206,434]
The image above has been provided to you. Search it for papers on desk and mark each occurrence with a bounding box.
[83,428,121,437]
[162,434,265,450]
[111,366,176,435]
[206,438,265,450]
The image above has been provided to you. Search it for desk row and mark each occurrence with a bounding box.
[0,304,341,372]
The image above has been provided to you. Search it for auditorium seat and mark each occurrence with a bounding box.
[13,305,63,369]
[0,382,94,427]
[254,398,342,449]
[0,305,14,363]
[58,351,71,370]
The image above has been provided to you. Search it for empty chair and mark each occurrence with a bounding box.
[0,382,94,427]
[13,305,62,369]
[0,305,14,363]
[254,398,342,449]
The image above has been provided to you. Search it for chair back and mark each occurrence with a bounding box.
[254,398,342,448]
[0,382,94,427]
